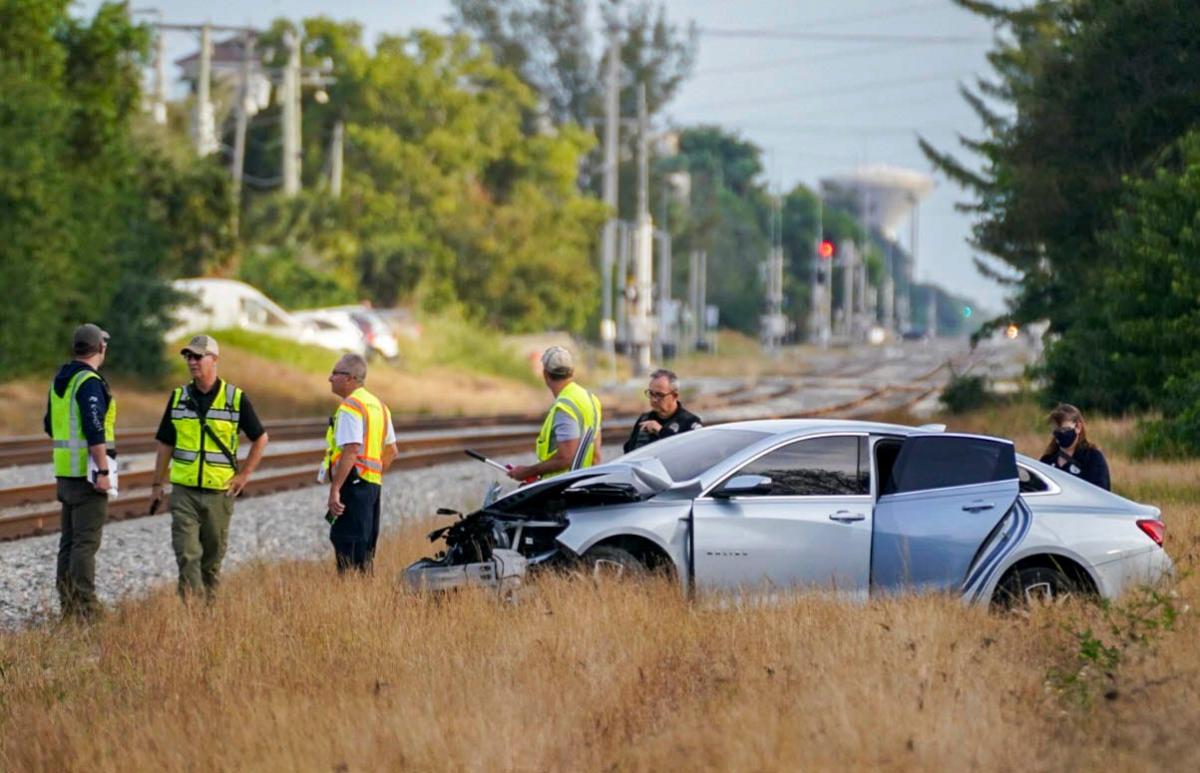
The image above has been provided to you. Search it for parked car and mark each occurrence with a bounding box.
[296,306,401,362]
[292,309,370,358]
[407,419,1172,605]
[374,307,423,342]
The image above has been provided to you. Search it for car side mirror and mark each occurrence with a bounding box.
[713,474,773,498]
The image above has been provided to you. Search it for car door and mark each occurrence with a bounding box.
[691,434,873,596]
[870,433,1019,594]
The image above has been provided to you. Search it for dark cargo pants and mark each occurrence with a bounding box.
[56,477,108,620]
[170,485,235,599]
[329,472,381,574]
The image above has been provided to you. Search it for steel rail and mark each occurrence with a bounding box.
[0,381,768,468]
[0,360,957,542]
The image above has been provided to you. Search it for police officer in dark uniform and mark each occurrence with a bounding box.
[623,368,702,453]
[1039,403,1110,490]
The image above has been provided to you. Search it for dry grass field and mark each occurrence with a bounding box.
[1,403,1198,771]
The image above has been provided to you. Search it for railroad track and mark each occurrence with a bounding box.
[0,412,544,469]
[0,381,765,469]
[0,361,956,542]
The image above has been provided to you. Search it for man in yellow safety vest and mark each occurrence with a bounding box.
[148,335,270,599]
[322,353,398,573]
[507,346,602,483]
[45,323,115,619]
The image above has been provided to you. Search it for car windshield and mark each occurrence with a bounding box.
[620,428,770,482]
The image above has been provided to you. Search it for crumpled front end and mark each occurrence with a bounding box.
[404,548,527,594]
[403,463,663,591]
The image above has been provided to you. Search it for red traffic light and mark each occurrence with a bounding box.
[818,240,835,260]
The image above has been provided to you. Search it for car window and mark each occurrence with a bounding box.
[732,435,867,496]
[883,435,1017,495]
[621,428,769,482]
[1019,465,1050,493]
[241,297,288,328]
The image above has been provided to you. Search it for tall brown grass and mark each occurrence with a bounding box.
[2,405,1197,771]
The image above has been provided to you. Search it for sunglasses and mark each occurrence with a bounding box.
[644,389,675,400]
[330,370,352,377]
[181,352,210,362]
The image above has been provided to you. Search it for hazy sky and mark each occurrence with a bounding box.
[78,0,1006,311]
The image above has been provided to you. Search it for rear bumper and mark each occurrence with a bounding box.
[1092,546,1174,598]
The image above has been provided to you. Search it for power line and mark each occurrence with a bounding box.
[698,28,989,45]
[692,41,918,78]
[782,1,948,33]
[738,123,958,136]
[681,72,964,112]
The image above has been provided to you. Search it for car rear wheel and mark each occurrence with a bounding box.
[582,545,646,581]
[994,565,1079,607]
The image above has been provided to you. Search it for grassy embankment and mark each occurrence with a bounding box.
[1,401,1197,770]
[0,315,547,435]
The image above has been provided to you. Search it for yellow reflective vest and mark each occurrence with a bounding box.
[50,369,116,478]
[168,381,242,490]
[535,381,601,478]
[323,387,389,485]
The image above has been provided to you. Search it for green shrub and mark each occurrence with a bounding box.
[940,372,990,414]
[204,329,341,375]
[1128,376,1200,456]
[398,310,537,385]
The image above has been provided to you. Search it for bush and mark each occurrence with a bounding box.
[940,372,991,414]
[1132,379,1200,458]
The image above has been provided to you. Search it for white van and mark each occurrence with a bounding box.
[169,278,364,356]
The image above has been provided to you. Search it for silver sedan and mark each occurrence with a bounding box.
[409,420,1173,604]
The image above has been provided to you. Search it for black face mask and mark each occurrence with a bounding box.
[1053,428,1077,448]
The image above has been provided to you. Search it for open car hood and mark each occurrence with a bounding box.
[486,459,675,516]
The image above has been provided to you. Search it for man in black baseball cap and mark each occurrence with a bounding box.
[45,323,115,620]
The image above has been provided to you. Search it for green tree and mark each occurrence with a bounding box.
[449,0,697,128]
[922,0,1200,406]
[1,1,231,378]
[241,20,606,332]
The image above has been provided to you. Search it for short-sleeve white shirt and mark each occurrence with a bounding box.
[334,405,395,448]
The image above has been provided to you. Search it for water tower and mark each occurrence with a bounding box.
[820,165,934,333]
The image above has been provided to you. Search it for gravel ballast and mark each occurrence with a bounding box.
[0,457,515,630]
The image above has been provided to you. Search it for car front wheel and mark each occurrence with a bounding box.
[582,545,646,581]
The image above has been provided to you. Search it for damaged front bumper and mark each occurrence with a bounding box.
[404,548,528,593]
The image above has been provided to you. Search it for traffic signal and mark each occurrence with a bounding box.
[962,305,973,319]
[818,239,835,260]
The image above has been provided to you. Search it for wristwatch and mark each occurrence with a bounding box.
[96,469,110,476]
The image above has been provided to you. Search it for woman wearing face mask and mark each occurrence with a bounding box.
[1039,403,1110,490]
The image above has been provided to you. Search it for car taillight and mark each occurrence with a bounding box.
[1137,519,1165,547]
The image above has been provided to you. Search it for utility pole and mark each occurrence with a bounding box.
[840,241,856,341]
[917,198,937,339]
[616,221,630,347]
[900,192,916,332]
[231,31,255,224]
[282,29,301,197]
[699,250,710,351]
[763,193,784,351]
[688,250,699,352]
[599,23,620,373]
[631,82,654,375]
[192,24,216,155]
[655,229,672,359]
[329,120,344,197]
[153,29,167,124]
[811,194,830,348]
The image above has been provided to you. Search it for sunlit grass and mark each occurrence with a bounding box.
[2,402,1199,769]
